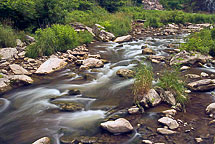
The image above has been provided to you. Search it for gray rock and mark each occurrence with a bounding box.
[9,75,33,84]
[160,91,176,106]
[9,64,30,75]
[142,140,153,144]
[188,79,215,91]
[141,89,161,108]
[206,103,215,117]
[195,138,203,143]
[101,118,133,134]
[33,137,51,144]
[185,74,200,79]
[114,35,132,43]
[128,106,140,114]
[158,117,179,130]
[82,58,104,68]
[16,39,24,47]
[162,109,177,117]
[92,24,115,42]
[0,48,18,60]
[157,128,177,135]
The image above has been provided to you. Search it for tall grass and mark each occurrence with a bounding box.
[0,25,17,48]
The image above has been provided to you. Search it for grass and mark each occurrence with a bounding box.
[0,25,17,48]
[133,63,153,103]
[157,68,187,106]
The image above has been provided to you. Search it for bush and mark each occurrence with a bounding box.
[77,31,94,44]
[0,25,17,48]
[157,69,187,105]
[133,63,153,103]
[26,24,78,58]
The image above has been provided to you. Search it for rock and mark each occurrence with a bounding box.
[162,109,177,117]
[16,39,24,47]
[26,35,35,43]
[51,100,84,112]
[0,78,10,93]
[142,48,155,55]
[180,66,190,71]
[114,35,132,43]
[0,48,18,60]
[195,138,203,143]
[157,128,177,135]
[201,72,209,77]
[82,58,104,68]
[140,89,161,108]
[148,55,165,61]
[209,119,215,125]
[92,24,115,42]
[170,51,212,66]
[33,137,51,144]
[128,106,140,114]
[35,58,67,74]
[18,51,26,58]
[142,140,153,144]
[185,90,191,94]
[185,74,200,79]
[9,75,33,84]
[60,135,97,144]
[116,69,135,78]
[206,103,215,117]
[9,64,30,75]
[158,117,179,130]
[151,59,160,64]
[187,79,215,91]
[68,89,81,95]
[100,118,133,134]
[142,0,164,10]
[160,91,176,106]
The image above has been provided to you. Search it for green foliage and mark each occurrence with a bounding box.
[181,28,215,56]
[0,25,17,48]
[157,69,187,105]
[133,63,153,103]
[77,31,94,44]
[98,0,127,12]
[26,24,78,58]
[0,74,3,78]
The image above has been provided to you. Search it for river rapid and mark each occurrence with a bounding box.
[0,34,215,144]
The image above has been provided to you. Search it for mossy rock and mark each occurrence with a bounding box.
[51,100,84,112]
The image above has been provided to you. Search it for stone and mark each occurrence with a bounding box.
[26,35,35,43]
[187,79,215,91]
[35,58,67,74]
[128,106,140,114]
[185,90,191,94]
[82,58,104,68]
[142,140,153,144]
[157,128,177,135]
[51,100,84,112]
[195,138,203,143]
[9,64,30,75]
[160,91,176,106]
[18,51,26,58]
[68,89,81,95]
[209,120,215,125]
[180,66,190,71]
[16,39,24,47]
[141,89,161,108]
[201,72,209,77]
[206,103,215,116]
[100,118,133,134]
[114,35,132,43]
[142,48,155,55]
[151,59,160,64]
[0,48,18,60]
[60,135,97,144]
[158,117,179,130]
[9,75,33,84]
[92,24,115,42]
[116,69,135,78]
[185,74,200,79]
[0,78,10,93]
[162,109,177,117]
[33,137,51,144]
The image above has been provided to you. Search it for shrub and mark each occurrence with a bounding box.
[133,63,153,103]
[77,31,94,45]
[0,25,17,48]
[26,24,78,58]
[157,69,187,106]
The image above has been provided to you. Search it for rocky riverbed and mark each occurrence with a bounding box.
[1,22,215,144]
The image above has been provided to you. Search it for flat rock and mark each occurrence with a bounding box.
[0,48,18,60]
[185,74,200,79]
[128,106,140,114]
[187,79,215,91]
[9,75,33,84]
[114,35,132,43]
[83,58,104,68]
[9,64,30,75]
[157,128,177,135]
[142,140,153,144]
[116,69,134,78]
[35,58,67,74]
[162,109,177,117]
[33,137,51,144]
[141,89,161,108]
[158,117,179,129]
[101,118,133,134]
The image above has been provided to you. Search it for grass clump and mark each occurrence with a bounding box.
[0,25,17,48]
[157,69,187,106]
[133,63,153,103]
[180,28,215,56]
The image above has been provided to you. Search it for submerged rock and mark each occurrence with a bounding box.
[0,48,18,60]
[116,69,135,78]
[157,128,177,135]
[114,35,132,43]
[9,64,30,75]
[51,100,84,112]
[187,79,215,91]
[158,117,179,130]
[35,57,67,74]
[100,118,133,134]
[140,89,161,108]
[33,137,51,144]
[60,135,97,144]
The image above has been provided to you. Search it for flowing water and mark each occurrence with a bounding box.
[0,35,215,144]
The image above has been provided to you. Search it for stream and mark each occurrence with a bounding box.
[0,34,215,144]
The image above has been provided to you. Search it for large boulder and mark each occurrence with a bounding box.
[35,57,67,74]
[158,117,179,130]
[100,118,133,134]
[82,58,104,69]
[170,50,212,66]
[157,128,177,135]
[0,48,18,60]
[92,24,115,42]
[187,79,215,91]
[114,35,132,43]
[9,64,30,75]
[116,69,134,78]
[33,137,51,144]
[140,89,161,108]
